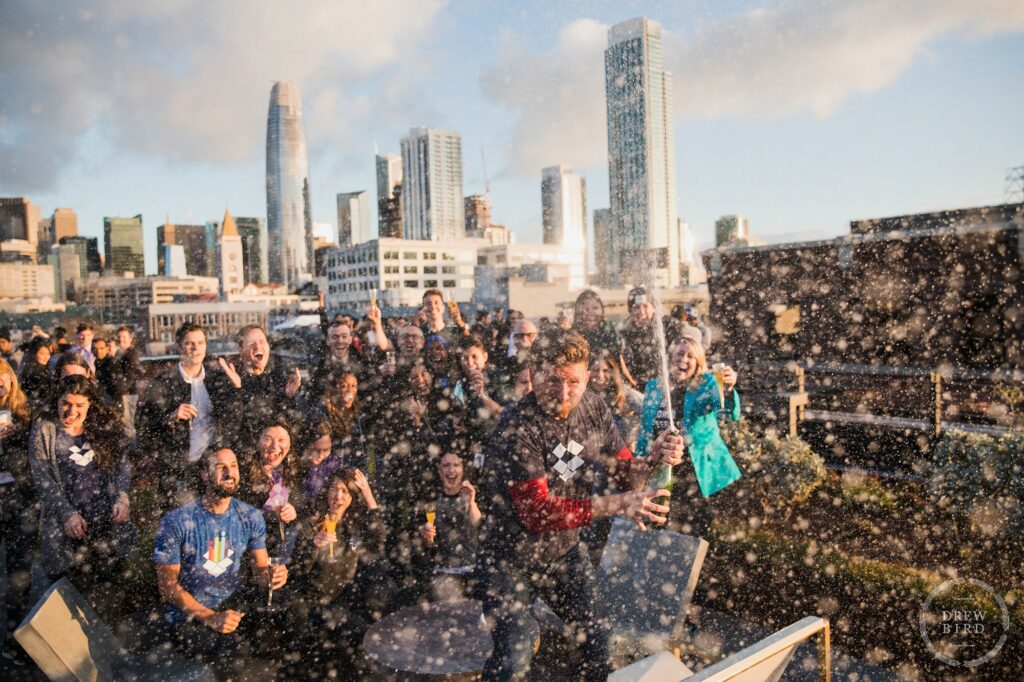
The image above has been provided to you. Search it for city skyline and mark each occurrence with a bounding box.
[1,2,1022,276]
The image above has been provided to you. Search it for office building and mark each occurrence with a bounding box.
[157,221,211,277]
[322,236,486,310]
[715,214,751,247]
[47,244,81,302]
[266,80,313,289]
[236,217,269,285]
[104,215,145,276]
[0,197,40,246]
[59,236,102,277]
[162,245,187,277]
[376,154,403,239]
[337,191,372,247]
[605,18,679,287]
[541,165,587,254]
[400,127,464,240]
[0,262,55,300]
[464,195,491,235]
[592,208,614,285]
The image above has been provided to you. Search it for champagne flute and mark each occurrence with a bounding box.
[321,517,338,562]
[712,362,726,409]
[266,556,278,607]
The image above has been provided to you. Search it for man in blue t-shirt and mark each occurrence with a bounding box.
[154,446,288,667]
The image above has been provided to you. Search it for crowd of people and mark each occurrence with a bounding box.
[0,286,739,680]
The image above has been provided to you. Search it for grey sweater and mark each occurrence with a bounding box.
[28,419,133,575]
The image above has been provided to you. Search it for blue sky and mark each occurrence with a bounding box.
[1,0,1022,275]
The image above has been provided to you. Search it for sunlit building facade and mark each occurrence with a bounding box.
[266,81,313,289]
[401,127,464,241]
[605,17,679,287]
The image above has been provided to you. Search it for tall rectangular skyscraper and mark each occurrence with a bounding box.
[400,127,464,241]
[337,191,372,246]
[541,165,588,253]
[104,215,145,276]
[266,81,313,289]
[605,17,679,287]
[236,217,269,285]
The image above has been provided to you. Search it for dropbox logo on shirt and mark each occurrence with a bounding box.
[203,531,234,577]
[552,440,585,481]
[68,442,94,467]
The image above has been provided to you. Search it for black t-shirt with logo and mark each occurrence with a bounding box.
[478,391,647,566]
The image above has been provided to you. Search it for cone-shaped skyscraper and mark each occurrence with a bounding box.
[266,81,313,290]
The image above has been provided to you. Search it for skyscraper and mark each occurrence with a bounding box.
[592,208,614,286]
[158,220,211,277]
[104,215,145,276]
[337,191,372,246]
[266,81,313,289]
[236,217,269,285]
[605,17,679,287]
[58,236,101,277]
[400,127,464,240]
[541,165,587,255]
[376,154,403,239]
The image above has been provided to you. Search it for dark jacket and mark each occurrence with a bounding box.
[136,362,220,475]
[206,356,302,459]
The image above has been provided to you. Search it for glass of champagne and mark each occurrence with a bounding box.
[712,362,726,409]
[321,517,338,562]
[266,557,278,607]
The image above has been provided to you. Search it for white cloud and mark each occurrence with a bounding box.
[479,0,1024,177]
[0,0,447,191]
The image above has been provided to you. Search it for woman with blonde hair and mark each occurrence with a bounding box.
[0,358,35,661]
[635,333,742,534]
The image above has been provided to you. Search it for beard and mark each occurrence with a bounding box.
[210,480,237,498]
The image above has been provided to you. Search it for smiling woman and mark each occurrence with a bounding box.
[28,375,135,622]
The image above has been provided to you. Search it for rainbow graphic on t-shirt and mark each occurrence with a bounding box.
[202,531,234,577]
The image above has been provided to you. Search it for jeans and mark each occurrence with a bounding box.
[477,544,610,682]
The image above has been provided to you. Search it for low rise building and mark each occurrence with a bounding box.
[323,236,486,312]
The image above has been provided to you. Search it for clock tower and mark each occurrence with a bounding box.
[218,208,245,298]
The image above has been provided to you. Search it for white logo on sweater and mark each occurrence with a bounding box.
[68,442,94,467]
[552,440,585,481]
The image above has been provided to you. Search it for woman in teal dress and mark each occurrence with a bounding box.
[635,332,741,536]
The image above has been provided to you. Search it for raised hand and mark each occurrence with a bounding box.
[285,367,301,398]
[460,480,476,505]
[217,357,242,389]
[721,365,738,390]
[352,469,376,507]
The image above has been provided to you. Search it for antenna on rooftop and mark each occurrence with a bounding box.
[481,146,491,200]
[1005,165,1024,203]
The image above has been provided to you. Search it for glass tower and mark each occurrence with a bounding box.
[266,81,313,289]
[605,18,679,287]
[400,127,464,241]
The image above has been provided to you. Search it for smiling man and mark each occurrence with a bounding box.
[208,325,302,456]
[154,446,287,675]
[475,329,684,681]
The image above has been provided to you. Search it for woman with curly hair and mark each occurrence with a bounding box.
[28,375,134,617]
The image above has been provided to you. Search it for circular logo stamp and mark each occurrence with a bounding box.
[919,578,1009,667]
